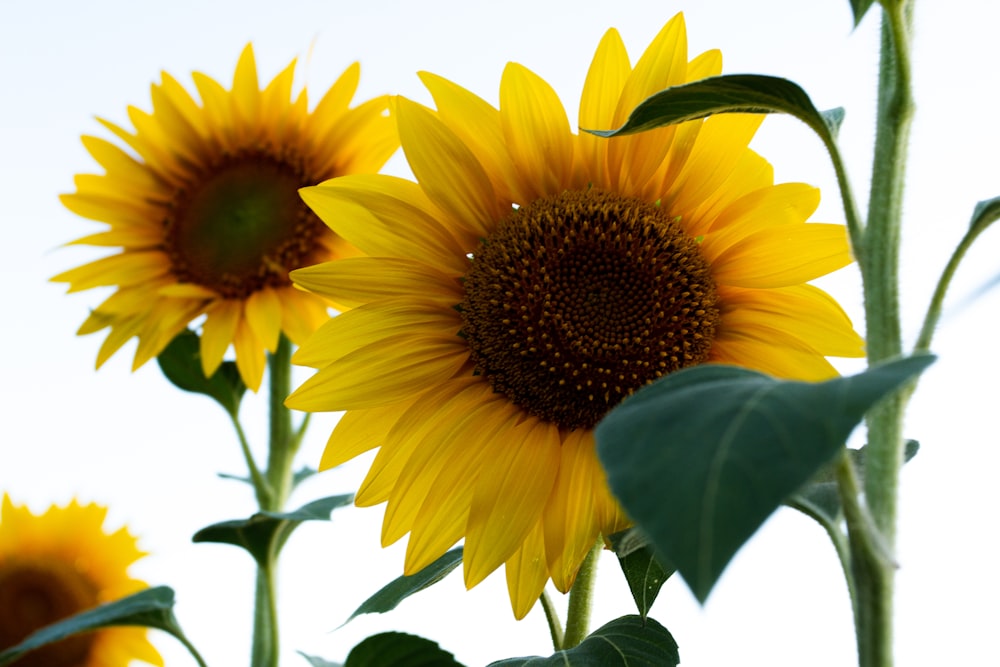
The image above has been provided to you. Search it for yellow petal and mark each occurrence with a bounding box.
[578,28,630,187]
[464,418,561,588]
[505,518,549,620]
[51,252,169,292]
[500,62,574,199]
[291,257,462,309]
[301,178,472,272]
[233,315,266,391]
[710,223,852,288]
[244,288,283,354]
[544,429,600,593]
[318,400,414,471]
[292,298,460,368]
[232,44,261,124]
[396,97,503,237]
[719,284,864,358]
[199,299,241,376]
[710,329,839,381]
[286,333,469,411]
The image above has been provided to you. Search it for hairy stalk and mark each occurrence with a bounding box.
[853,3,915,666]
[562,541,602,649]
[250,335,299,667]
[539,590,565,651]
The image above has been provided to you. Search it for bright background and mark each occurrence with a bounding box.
[1,1,998,665]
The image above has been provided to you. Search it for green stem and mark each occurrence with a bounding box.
[249,335,300,667]
[562,541,602,649]
[250,562,279,667]
[819,129,867,258]
[539,589,565,652]
[174,631,211,667]
[914,221,987,353]
[229,412,272,509]
[853,5,915,666]
[264,335,296,512]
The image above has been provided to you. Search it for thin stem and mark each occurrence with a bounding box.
[539,589,565,652]
[819,131,867,258]
[836,449,897,667]
[228,412,272,509]
[174,632,211,667]
[264,335,296,511]
[250,562,279,667]
[562,540,602,649]
[914,222,987,353]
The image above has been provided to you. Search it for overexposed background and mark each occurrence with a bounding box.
[1,1,998,665]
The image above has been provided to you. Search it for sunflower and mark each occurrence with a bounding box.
[53,44,398,391]
[0,495,162,666]
[286,13,864,619]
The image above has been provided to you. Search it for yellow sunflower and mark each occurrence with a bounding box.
[53,44,398,391]
[0,495,162,666]
[286,13,864,619]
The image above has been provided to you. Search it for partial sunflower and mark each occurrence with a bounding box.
[0,495,162,666]
[53,44,398,391]
[287,13,864,619]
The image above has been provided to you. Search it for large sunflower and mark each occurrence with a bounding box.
[53,44,398,391]
[286,13,864,619]
[0,495,162,666]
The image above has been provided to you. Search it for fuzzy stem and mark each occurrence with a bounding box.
[562,541,602,649]
[539,589,565,652]
[852,3,915,666]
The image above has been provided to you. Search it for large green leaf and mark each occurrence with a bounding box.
[193,494,353,565]
[595,355,934,602]
[0,587,205,667]
[609,530,674,620]
[488,616,679,667]
[157,328,246,417]
[339,632,465,667]
[585,74,838,148]
[345,547,464,624]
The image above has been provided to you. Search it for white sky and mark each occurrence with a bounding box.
[1,1,998,665]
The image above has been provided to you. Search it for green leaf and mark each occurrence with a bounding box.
[345,547,464,624]
[609,531,674,620]
[193,494,353,565]
[342,632,464,667]
[787,440,919,525]
[970,196,1000,236]
[157,329,246,416]
[848,0,877,26]
[595,355,935,602]
[0,587,205,667]
[585,74,837,148]
[488,616,679,667]
[299,652,342,667]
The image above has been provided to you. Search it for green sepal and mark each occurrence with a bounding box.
[0,586,206,667]
[595,355,934,602]
[584,74,839,150]
[157,328,246,417]
[192,494,353,565]
[849,0,877,26]
[345,547,464,624]
[487,615,679,667]
[333,632,465,667]
[969,196,1000,236]
[609,530,674,620]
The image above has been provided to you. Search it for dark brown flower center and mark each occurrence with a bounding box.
[164,150,328,298]
[0,559,99,666]
[460,189,720,430]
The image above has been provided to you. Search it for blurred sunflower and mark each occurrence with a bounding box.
[53,44,398,391]
[0,495,162,666]
[287,13,864,618]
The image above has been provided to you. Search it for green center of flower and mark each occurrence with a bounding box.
[165,152,328,298]
[460,189,720,430]
[0,559,99,665]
